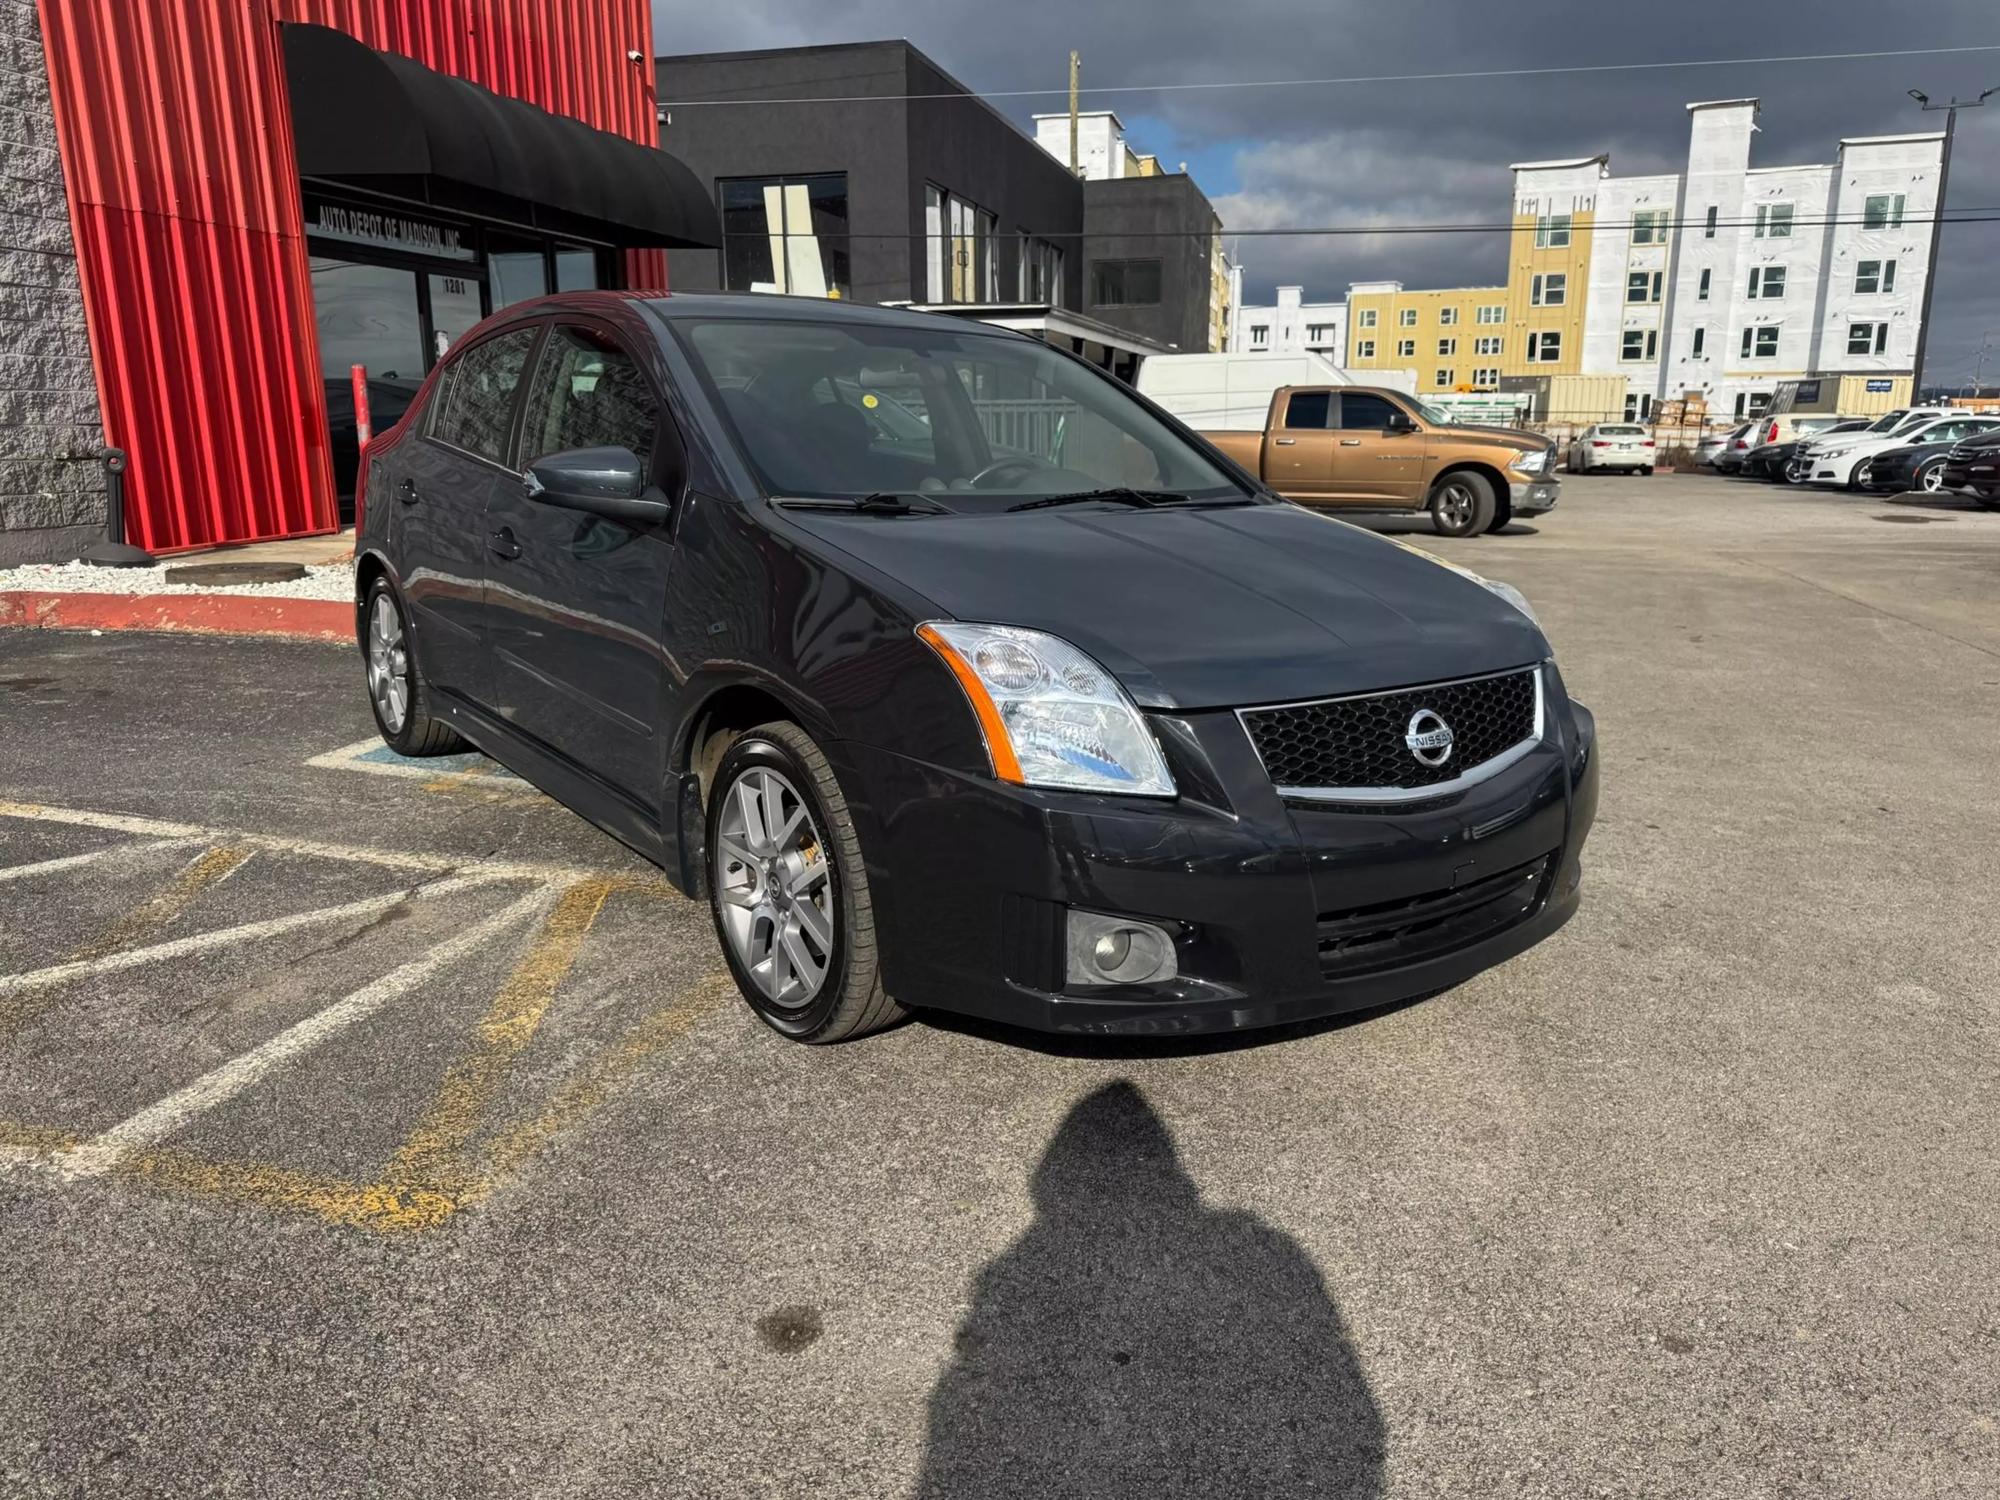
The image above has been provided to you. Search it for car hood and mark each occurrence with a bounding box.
[1427,423,1547,455]
[780,502,1548,711]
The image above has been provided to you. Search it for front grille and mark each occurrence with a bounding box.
[1240,668,1539,793]
[1949,441,1986,462]
[1317,854,1552,977]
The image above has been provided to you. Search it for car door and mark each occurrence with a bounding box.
[1266,390,1336,497]
[394,324,542,707]
[482,320,680,813]
[1327,391,1426,504]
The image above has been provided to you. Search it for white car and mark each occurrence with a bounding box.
[1793,409,1962,488]
[1565,423,1655,473]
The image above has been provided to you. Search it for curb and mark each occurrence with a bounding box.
[0,590,353,644]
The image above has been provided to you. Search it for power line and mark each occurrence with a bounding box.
[730,209,2000,242]
[662,41,2000,106]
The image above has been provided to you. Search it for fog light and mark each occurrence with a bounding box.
[1066,910,1177,986]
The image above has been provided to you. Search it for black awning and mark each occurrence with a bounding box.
[281,23,719,250]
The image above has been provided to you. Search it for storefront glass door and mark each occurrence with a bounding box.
[427,272,484,361]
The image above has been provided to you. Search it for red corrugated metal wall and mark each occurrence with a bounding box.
[36,0,666,553]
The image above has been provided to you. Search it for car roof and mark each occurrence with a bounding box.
[640,289,1020,338]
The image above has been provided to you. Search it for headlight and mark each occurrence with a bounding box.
[1477,577,1542,628]
[1510,448,1551,474]
[917,622,1176,797]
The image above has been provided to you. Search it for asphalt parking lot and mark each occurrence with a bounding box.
[2,471,1997,1498]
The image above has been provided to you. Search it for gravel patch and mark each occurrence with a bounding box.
[0,559,355,601]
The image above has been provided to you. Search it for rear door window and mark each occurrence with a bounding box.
[1284,391,1331,429]
[429,327,538,466]
[520,325,662,469]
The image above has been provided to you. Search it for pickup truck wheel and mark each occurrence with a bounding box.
[1428,472,1496,538]
[707,722,907,1044]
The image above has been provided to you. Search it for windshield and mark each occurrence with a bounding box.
[1409,397,1455,426]
[678,317,1245,505]
[1866,409,1908,433]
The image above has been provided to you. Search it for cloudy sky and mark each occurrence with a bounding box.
[654,0,2000,385]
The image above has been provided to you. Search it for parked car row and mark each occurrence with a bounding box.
[1699,406,2000,504]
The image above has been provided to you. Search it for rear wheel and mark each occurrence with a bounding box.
[1428,471,1497,538]
[1916,460,1946,494]
[706,722,906,1044]
[362,579,465,756]
[1640,465,1654,477]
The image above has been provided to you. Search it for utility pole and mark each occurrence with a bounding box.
[1907,86,1994,397]
[1068,51,1081,177]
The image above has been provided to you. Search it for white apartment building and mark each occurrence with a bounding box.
[1229,286,1348,362]
[1538,98,1942,421]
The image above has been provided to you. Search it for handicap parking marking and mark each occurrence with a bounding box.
[0,798,713,1231]
[306,737,524,783]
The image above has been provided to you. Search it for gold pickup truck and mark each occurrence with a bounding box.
[1200,386,1560,537]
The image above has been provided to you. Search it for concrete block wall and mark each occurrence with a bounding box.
[0,0,105,565]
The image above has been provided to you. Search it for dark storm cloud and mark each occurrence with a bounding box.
[655,0,2000,381]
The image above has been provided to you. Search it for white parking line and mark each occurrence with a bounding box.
[0,870,499,998]
[62,883,560,1179]
[0,800,620,883]
[0,837,206,883]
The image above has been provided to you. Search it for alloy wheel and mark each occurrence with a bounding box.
[1436,482,1476,529]
[1920,463,1945,493]
[367,593,409,733]
[714,765,834,1008]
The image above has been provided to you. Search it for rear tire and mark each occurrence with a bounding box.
[706,721,906,1044]
[1916,460,1946,495]
[362,578,465,756]
[1428,471,1497,538]
[1640,466,1654,477]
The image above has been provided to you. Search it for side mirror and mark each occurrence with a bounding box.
[1387,411,1418,433]
[524,446,673,526]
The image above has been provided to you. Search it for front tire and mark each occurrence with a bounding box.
[1428,471,1497,538]
[362,578,465,756]
[706,722,906,1044]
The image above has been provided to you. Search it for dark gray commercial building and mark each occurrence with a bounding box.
[654,41,1222,374]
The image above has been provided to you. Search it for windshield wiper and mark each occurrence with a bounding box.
[773,492,949,516]
[1005,487,1191,513]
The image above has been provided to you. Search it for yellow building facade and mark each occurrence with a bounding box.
[1342,283,1509,393]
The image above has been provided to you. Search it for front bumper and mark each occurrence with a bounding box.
[1509,477,1561,514]
[1943,458,2000,492]
[840,682,1598,1037]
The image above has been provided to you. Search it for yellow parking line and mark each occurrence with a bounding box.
[386,877,614,1195]
[66,844,254,964]
[119,1148,459,1235]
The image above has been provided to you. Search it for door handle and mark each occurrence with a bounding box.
[1274,437,1296,446]
[1339,439,1362,446]
[488,526,521,561]
[397,477,419,505]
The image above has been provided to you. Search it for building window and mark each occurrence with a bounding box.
[1691,326,1706,357]
[1632,209,1668,245]
[1697,267,1712,301]
[1434,368,1453,388]
[1530,272,1566,307]
[721,173,851,299]
[1091,258,1162,307]
[1704,205,1718,239]
[1754,203,1793,239]
[1018,237,1064,306]
[1437,338,1456,356]
[1472,367,1499,387]
[924,185,996,303]
[1626,270,1663,304]
[1847,321,1890,355]
[1306,323,1334,343]
[1863,194,1906,230]
[1740,325,1780,359]
[1527,330,1561,363]
[1439,307,1458,326]
[1358,308,1378,329]
[1398,308,1417,327]
[1624,393,1654,422]
[1397,339,1416,357]
[1855,259,1897,294]
[1475,335,1503,355]
[1534,213,1572,248]
[1249,324,1269,349]
[1477,304,1505,324]
[1746,266,1786,300]
[1620,329,1659,362]
[1356,339,1375,358]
